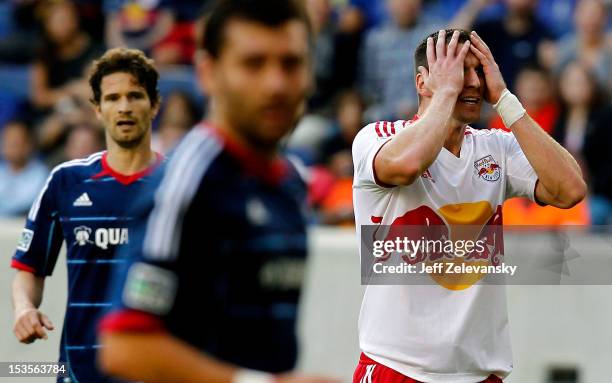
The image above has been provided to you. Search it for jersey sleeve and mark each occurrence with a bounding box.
[352,121,400,188]
[11,170,63,277]
[503,133,538,201]
[99,131,221,334]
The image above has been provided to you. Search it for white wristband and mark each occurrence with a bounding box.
[233,369,276,383]
[493,89,526,128]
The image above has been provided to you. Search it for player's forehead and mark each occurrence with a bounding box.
[464,52,481,69]
[100,72,146,95]
[220,19,309,59]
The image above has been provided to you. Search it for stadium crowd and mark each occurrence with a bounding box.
[0,0,610,228]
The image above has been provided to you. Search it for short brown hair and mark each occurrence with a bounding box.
[414,29,471,75]
[88,48,160,106]
[202,0,312,58]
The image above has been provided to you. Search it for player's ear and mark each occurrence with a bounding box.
[92,102,102,121]
[151,97,161,120]
[195,49,217,96]
[415,68,433,98]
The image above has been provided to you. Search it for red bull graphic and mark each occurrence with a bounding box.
[474,155,501,182]
[370,203,504,290]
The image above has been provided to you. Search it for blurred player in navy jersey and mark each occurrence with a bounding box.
[97,1,337,383]
[11,48,164,383]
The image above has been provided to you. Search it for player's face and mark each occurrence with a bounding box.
[202,20,311,151]
[95,72,158,149]
[452,52,485,124]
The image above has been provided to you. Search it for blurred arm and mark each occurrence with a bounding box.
[100,332,338,383]
[449,0,492,30]
[31,63,68,109]
[99,332,236,383]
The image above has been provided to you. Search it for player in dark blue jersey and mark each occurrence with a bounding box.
[11,48,164,383]
[98,2,337,383]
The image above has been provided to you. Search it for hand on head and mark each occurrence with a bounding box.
[468,31,507,104]
[417,30,471,98]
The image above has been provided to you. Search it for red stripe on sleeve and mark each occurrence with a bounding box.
[382,122,390,136]
[390,122,396,134]
[11,259,36,274]
[98,309,166,334]
[374,122,382,137]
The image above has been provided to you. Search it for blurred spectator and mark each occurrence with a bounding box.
[553,61,607,175]
[583,104,612,226]
[153,91,199,154]
[360,0,444,121]
[470,0,556,91]
[31,1,102,113]
[0,0,41,64]
[489,64,558,134]
[309,90,366,226]
[105,0,175,60]
[0,121,48,217]
[64,123,104,161]
[106,0,206,66]
[318,89,365,164]
[553,0,612,94]
[307,0,339,111]
[37,103,98,167]
[503,197,590,225]
[306,0,364,112]
[360,0,477,121]
[349,0,388,29]
[152,0,207,66]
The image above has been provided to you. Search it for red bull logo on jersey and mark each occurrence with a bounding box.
[474,155,501,182]
[373,203,504,290]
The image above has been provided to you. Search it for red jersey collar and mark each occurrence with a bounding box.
[201,122,288,185]
[409,114,473,135]
[93,151,163,185]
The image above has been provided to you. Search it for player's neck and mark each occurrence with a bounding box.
[207,115,277,160]
[105,140,156,175]
[443,122,466,158]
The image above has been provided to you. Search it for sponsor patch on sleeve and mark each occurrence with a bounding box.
[122,262,177,316]
[16,229,34,252]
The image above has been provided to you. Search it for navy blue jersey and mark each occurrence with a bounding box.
[11,151,164,383]
[100,124,308,373]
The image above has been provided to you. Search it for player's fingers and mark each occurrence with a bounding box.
[22,333,36,344]
[40,314,55,331]
[457,40,471,61]
[18,328,37,344]
[14,326,27,342]
[436,29,446,59]
[20,317,36,338]
[426,37,435,66]
[447,30,460,57]
[29,315,47,340]
[469,44,487,63]
[470,31,493,58]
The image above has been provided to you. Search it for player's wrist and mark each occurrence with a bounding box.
[14,303,36,315]
[232,369,276,383]
[434,87,461,99]
[493,88,526,129]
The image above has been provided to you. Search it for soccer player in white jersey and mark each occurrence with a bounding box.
[352,29,586,383]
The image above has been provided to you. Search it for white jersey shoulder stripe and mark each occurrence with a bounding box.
[28,152,104,221]
[143,128,223,261]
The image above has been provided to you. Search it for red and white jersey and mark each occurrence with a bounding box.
[352,118,538,382]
